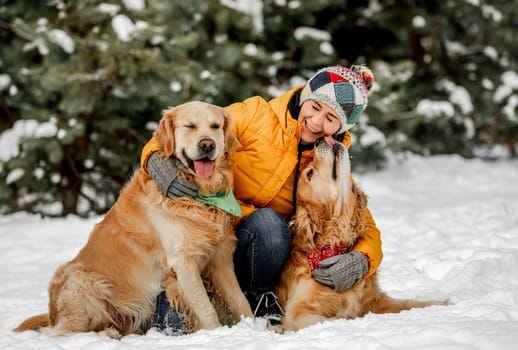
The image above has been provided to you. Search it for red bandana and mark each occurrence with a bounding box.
[307,242,348,271]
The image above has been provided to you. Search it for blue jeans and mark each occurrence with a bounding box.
[233,207,291,295]
[153,208,292,332]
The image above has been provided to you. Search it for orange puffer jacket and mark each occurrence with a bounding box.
[140,86,382,278]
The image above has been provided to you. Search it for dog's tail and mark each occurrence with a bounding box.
[13,313,49,332]
[368,293,447,315]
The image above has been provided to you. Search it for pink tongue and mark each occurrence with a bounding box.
[194,160,215,177]
[324,135,337,147]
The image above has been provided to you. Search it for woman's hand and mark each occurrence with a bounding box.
[146,151,198,198]
[311,251,369,291]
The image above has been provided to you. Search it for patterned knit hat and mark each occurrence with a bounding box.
[299,65,375,134]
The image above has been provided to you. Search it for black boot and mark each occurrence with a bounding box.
[153,291,184,335]
[248,291,284,325]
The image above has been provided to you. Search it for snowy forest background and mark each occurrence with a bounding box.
[1,0,517,218]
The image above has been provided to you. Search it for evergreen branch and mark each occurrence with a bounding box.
[0,19,33,41]
[0,19,11,33]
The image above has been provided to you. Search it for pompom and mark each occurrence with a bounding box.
[350,65,375,94]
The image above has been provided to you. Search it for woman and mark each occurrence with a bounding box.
[140,65,383,332]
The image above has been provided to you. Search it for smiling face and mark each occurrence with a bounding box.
[298,100,342,145]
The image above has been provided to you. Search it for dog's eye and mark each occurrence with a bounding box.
[306,168,313,181]
[210,123,221,130]
[184,124,195,129]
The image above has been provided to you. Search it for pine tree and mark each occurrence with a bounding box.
[355,0,518,158]
[1,0,516,217]
[0,0,268,216]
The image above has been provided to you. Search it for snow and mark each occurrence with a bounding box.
[5,168,24,185]
[319,42,334,56]
[412,16,426,28]
[356,125,386,147]
[439,80,473,114]
[47,29,75,54]
[1,154,518,349]
[122,0,145,12]
[416,78,480,122]
[111,14,136,42]
[503,95,518,120]
[494,70,518,103]
[0,74,11,92]
[416,99,455,119]
[220,0,263,33]
[481,5,503,23]
[294,27,331,42]
[243,43,258,57]
[0,119,57,162]
[98,3,121,16]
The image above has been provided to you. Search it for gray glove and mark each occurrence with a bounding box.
[146,151,197,198]
[312,251,369,292]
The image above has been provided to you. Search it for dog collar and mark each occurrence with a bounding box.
[307,242,348,271]
[196,189,242,217]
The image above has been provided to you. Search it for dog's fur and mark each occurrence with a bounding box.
[276,137,445,331]
[14,101,253,337]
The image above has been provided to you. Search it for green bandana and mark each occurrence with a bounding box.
[196,189,242,217]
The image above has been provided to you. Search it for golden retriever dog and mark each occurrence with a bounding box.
[276,136,445,331]
[14,101,253,337]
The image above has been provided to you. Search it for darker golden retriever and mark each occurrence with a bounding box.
[276,136,445,331]
[14,101,253,337]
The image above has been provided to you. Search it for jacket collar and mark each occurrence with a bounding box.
[288,89,301,121]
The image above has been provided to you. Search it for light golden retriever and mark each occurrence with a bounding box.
[276,136,445,331]
[14,101,253,337]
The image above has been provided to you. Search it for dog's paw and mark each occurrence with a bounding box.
[266,322,284,334]
[101,327,122,339]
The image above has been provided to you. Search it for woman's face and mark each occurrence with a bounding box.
[298,100,341,144]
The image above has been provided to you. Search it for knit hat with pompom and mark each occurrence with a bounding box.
[299,65,375,134]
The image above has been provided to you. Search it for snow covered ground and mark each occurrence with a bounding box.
[1,154,517,349]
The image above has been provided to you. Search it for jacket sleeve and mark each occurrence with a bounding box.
[352,207,383,278]
[140,136,161,177]
[225,96,262,140]
[224,97,264,224]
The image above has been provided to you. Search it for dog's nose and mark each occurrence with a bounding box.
[199,138,215,154]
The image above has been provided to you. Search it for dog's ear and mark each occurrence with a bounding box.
[293,205,317,252]
[222,109,240,156]
[154,107,177,158]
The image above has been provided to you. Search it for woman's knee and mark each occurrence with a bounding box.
[248,208,291,258]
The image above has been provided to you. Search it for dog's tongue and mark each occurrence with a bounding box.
[194,160,215,177]
[324,135,337,147]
